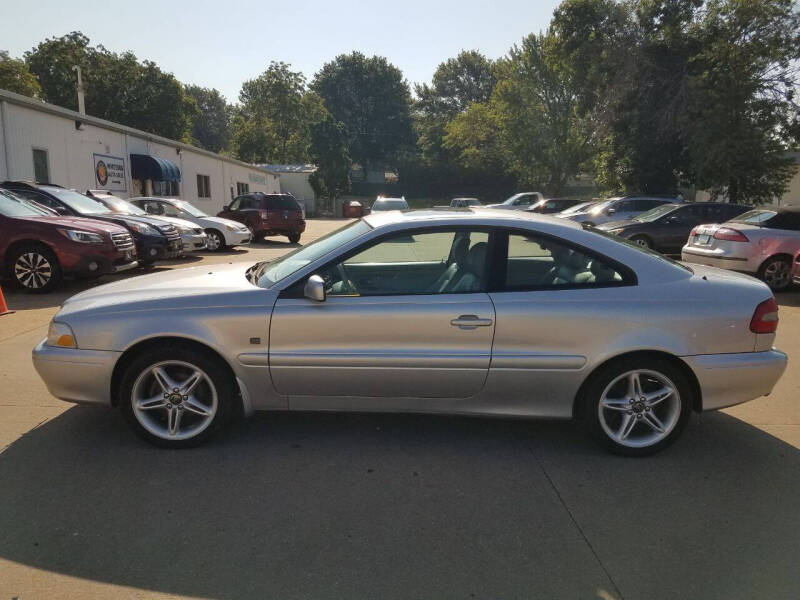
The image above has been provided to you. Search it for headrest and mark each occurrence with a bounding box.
[451,236,469,263]
[565,250,588,270]
[589,260,618,282]
[466,242,488,272]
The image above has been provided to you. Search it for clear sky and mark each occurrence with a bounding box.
[1,0,560,102]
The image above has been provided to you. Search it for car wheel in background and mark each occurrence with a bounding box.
[288,233,301,244]
[205,229,226,252]
[139,261,156,270]
[630,235,652,249]
[758,256,792,291]
[7,244,62,293]
[120,345,235,448]
[581,356,692,456]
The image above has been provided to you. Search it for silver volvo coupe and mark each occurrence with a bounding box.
[32,209,787,455]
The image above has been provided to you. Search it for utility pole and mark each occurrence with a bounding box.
[72,65,86,115]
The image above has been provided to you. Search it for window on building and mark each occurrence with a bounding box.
[32,149,49,183]
[197,174,211,198]
[152,181,180,197]
[237,182,249,196]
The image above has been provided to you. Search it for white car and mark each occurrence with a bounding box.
[130,197,252,251]
[486,192,545,210]
[682,207,800,291]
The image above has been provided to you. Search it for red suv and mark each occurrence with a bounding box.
[218,193,305,243]
[0,189,137,292]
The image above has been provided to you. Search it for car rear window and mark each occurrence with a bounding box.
[730,209,800,230]
[261,196,301,210]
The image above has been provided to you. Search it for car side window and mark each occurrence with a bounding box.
[142,200,164,215]
[515,195,533,206]
[505,233,624,290]
[320,229,490,296]
[160,203,180,217]
[14,190,59,210]
[229,197,243,211]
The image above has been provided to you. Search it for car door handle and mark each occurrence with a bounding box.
[450,315,493,329]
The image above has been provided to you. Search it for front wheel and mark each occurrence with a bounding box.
[120,345,236,448]
[758,256,792,291]
[581,357,692,456]
[287,233,301,244]
[8,244,62,293]
[205,229,226,252]
[630,235,652,249]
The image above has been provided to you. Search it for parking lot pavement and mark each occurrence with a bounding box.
[1,219,799,599]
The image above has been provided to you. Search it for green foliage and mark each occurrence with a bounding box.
[311,52,414,168]
[184,85,232,153]
[0,50,41,97]
[308,115,351,205]
[24,32,197,141]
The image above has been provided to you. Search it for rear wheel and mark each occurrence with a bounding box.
[119,345,235,448]
[288,233,301,244]
[630,235,652,249]
[758,256,792,291]
[8,244,62,293]
[581,357,692,456]
[205,229,226,251]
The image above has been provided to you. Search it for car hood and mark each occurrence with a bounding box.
[596,219,640,231]
[148,215,203,231]
[12,215,128,234]
[198,216,249,229]
[92,213,173,229]
[58,261,269,317]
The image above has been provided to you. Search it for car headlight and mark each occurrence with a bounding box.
[57,229,105,244]
[225,225,236,231]
[607,228,625,235]
[177,226,192,234]
[128,222,157,235]
[46,321,77,348]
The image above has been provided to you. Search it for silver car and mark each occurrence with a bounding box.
[32,209,787,455]
[563,196,680,226]
[682,207,800,291]
[370,196,409,211]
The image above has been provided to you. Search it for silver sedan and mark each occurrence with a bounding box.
[32,209,787,455]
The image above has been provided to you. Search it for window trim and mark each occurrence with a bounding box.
[490,227,638,293]
[279,225,498,299]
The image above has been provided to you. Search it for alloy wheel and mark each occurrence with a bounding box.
[763,260,790,289]
[207,231,221,251]
[597,369,681,449]
[14,252,52,289]
[632,236,650,248]
[131,360,218,441]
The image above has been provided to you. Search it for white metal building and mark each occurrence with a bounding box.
[257,164,318,215]
[0,88,280,215]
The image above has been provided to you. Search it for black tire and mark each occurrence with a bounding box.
[580,356,693,456]
[757,256,792,292]
[139,260,156,270]
[288,233,301,244]
[7,243,62,293]
[119,344,236,448]
[629,235,653,249]
[205,229,226,252]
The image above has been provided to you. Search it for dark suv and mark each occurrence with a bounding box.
[218,193,305,243]
[0,188,137,292]
[1,182,182,266]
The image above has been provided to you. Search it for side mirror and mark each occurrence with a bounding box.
[606,208,616,215]
[222,205,229,211]
[55,206,70,216]
[304,274,326,302]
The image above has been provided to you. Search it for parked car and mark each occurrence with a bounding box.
[130,197,251,252]
[597,202,751,254]
[486,192,544,210]
[33,209,786,455]
[0,189,137,292]
[86,191,207,254]
[371,196,410,212]
[1,181,182,266]
[682,207,800,291]
[450,197,482,208]
[217,192,305,243]
[525,198,585,215]
[562,196,681,226]
[558,200,601,216]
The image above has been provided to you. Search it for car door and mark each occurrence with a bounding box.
[268,228,496,401]
[659,205,704,253]
[488,229,635,417]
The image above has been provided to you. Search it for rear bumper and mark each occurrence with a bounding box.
[681,247,759,274]
[32,340,119,406]
[683,349,787,411]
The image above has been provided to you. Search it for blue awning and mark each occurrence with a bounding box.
[130,154,181,182]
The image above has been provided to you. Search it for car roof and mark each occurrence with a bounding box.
[363,207,583,230]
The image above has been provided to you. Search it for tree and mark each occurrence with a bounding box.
[308,115,351,210]
[0,51,41,97]
[24,32,90,110]
[311,52,414,168]
[185,85,232,152]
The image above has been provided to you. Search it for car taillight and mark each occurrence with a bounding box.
[690,226,699,237]
[260,210,270,219]
[713,227,748,242]
[750,297,779,334]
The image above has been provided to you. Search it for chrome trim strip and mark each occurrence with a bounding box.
[490,354,587,370]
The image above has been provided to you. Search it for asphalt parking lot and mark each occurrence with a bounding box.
[1,218,799,600]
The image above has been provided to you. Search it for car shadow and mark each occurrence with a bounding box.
[0,409,798,599]
[251,239,302,249]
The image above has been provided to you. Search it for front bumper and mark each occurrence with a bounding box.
[180,231,208,252]
[683,349,788,411]
[32,339,119,406]
[225,229,252,246]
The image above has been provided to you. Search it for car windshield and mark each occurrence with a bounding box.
[373,199,407,210]
[252,220,372,287]
[502,193,529,206]
[729,209,776,225]
[174,201,208,217]
[633,204,679,222]
[0,189,52,217]
[560,201,598,215]
[43,186,111,215]
[99,195,147,215]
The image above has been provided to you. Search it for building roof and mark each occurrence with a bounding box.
[0,88,273,174]
[256,164,317,174]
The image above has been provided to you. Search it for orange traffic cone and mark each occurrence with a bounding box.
[0,285,13,316]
